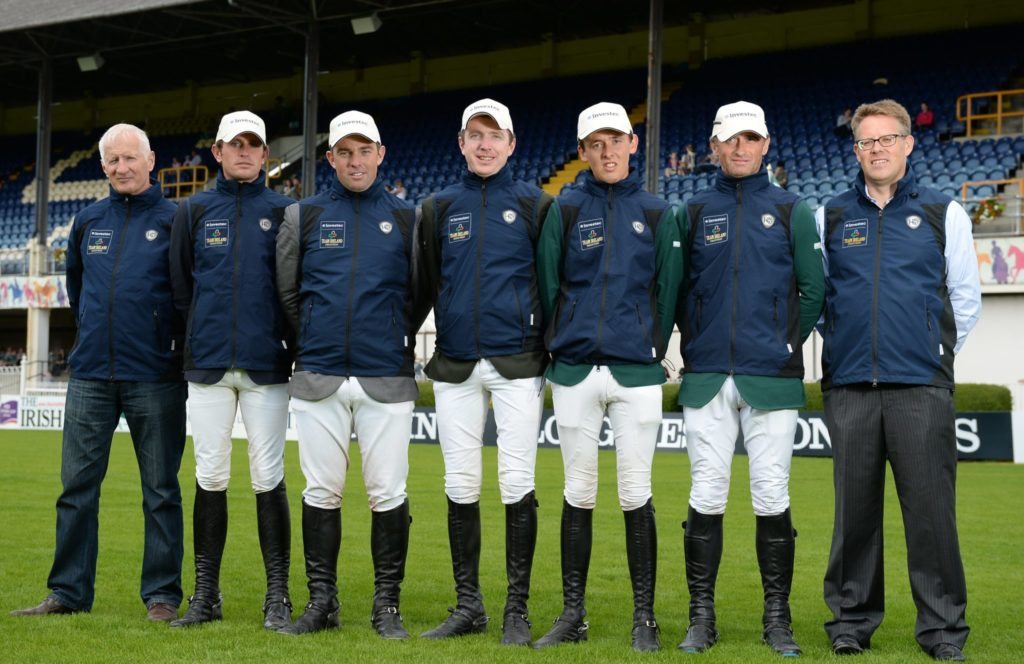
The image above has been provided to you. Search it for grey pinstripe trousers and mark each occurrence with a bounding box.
[822,384,969,651]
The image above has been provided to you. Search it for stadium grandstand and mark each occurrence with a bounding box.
[1,0,1023,406]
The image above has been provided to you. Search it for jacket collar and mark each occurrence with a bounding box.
[107,177,165,209]
[580,167,642,198]
[713,166,771,195]
[329,175,384,200]
[460,166,512,189]
[855,163,919,207]
[215,169,268,198]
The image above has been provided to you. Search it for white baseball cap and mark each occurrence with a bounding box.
[329,110,381,147]
[710,101,769,142]
[461,98,514,133]
[216,111,267,144]
[577,102,632,141]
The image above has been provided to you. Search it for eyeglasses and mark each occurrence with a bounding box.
[854,134,906,151]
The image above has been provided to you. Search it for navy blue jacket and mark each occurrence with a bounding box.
[420,167,551,364]
[276,177,419,377]
[67,181,183,382]
[169,170,294,383]
[542,169,677,366]
[680,169,812,378]
[821,167,957,388]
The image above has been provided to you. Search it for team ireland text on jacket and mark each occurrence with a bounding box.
[66,180,183,382]
[169,170,294,383]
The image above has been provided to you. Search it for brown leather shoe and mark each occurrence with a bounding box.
[10,597,77,617]
[146,602,178,622]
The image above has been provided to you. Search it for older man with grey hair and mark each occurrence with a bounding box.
[11,123,187,622]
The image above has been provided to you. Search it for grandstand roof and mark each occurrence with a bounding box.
[0,0,806,107]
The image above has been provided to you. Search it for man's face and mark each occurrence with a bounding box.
[327,135,384,193]
[459,115,514,178]
[711,132,770,178]
[578,129,638,184]
[102,133,155,196]
[212,133,267,182]
[854,114,914,192]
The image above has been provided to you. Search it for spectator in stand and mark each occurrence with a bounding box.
[664,151,681,178]
[283,176,302,201]
[835,108,853,138]
[393,178,407,200]
[915,102,935,130]
[774,161,789,188]
[186,149,202,167]
[679,144,697,175]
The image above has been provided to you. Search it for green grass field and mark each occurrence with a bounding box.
[2,429,1022,663]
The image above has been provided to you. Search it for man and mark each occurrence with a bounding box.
[275,111,422,639]
[674,101,824,657]
[817,99,981,661]
[11,124,187,622]
[169,111,295,629]
[534,102,682,652]
[418,98,554,645]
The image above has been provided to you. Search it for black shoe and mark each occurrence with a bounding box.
[930,643,965,661]
[169,594,223,628]
[500,610,532,646]
[678,622,719,653]
[763,623,801,657]
[256,480,292,630]
[280,502,341,636]
[534,609,588,648]
[831,635,864,655]
[279,601,339,635]
[371,605,409,640]
[502,492,538,645]
[370,501,411,640]
[262,596,292,631]
[420,606,489,639]
[632,617,660,652]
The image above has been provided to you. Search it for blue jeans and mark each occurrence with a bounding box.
[47,378,187,611]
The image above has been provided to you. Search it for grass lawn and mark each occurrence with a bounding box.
[1,429,1022,663]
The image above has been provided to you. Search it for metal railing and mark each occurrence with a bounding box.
[157,165,210,199]
[961,179,1023,236]
[956,88,1024,137]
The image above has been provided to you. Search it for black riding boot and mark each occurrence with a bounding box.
[757,509,801,657]
[534,500,592,648]
[170,484,227,628]
[677,507,723,653]
[279,502,341,635]
[370,500,411,640]
[420,499,488,638]
[625,499,660,652]
[501,492,538,646]
[256,480,292,630]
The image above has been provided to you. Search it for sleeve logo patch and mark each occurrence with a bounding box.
[204,219,230,248]
[502,209,517,224]
[259,218,273,231]
[87,229,112,254]
[379,221,393,234]
[842,219,869,248]
[578,218,605,250]
[319,221,346,249]
[631,220,645,234]
[448,213,472,243]
[761,213,776,229]
[906,215,922,230]
[145,229,158,241]
[703,214,729,245]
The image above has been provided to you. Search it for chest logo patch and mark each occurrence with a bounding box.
[906,215,922,230]
[87,229,112,254]
[842,219,869,248]
[631,220,645,234]
[703,214,729,245]
[145,229,158,242]
[578,218,605,250]
[448,213,472,243]
[379,221,393,234]
[204,220,229,248]
[761,213,776,229]
[319,221,346,249]
[259,218,272,231]
[502,209,517,224]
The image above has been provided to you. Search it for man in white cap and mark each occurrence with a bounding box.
[169,110,296,629]
[418,98,554,645]
[274,110,423,638]
[673,100,823,656]
[534,102,682,652]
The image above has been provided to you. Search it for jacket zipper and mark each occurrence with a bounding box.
[230,189,242,367]
[595,186,614,354]
[474,182,486,356]
[728,182,744,374]
[345,193,362,373]
[107,198,133,379]
[871,208,883,386]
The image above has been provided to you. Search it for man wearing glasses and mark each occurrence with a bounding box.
[816,99,981,661]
